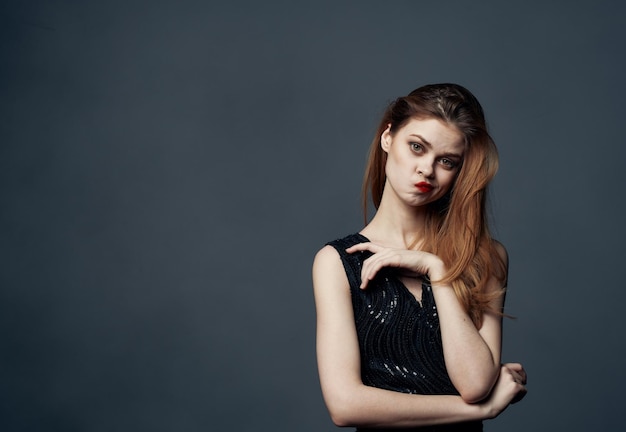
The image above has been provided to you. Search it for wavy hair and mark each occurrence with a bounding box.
[362,83,506,327]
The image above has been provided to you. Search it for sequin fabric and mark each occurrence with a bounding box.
[327,233,483,432]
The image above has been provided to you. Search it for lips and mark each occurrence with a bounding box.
[415,182,433,192]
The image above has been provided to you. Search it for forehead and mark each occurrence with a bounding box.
[397,117,464,154]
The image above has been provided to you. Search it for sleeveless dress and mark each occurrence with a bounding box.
[327,233,483,432]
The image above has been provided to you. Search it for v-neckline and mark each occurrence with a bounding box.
[397,275,426,308]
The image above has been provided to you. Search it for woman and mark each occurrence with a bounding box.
[313,83,527,431]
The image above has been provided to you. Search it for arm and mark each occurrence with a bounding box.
[346,241,509,403]
[428,242,508,402]
[313,245,524,428]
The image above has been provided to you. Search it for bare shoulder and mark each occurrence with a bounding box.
[313,245,343,281]
[313,244,342,268]
[312,245,348,293]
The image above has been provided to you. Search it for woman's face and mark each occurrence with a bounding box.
[381,117,464,208]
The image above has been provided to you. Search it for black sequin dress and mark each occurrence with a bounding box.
[327,233,483,432]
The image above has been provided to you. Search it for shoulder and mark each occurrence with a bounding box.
[312,245,351,303]
[313,233,367,293]
[314,233,364,269]
[313,244,342,271]
[326,232,367,250]
[313,242,350,283]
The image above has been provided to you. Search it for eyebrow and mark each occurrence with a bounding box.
[408,134,463,159]
[409,134,432,148]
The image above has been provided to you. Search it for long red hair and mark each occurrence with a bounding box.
[362,83,506,327]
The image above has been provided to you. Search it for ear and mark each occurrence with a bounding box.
[380,124,392,153]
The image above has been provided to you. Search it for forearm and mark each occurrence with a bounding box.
[324,382,488,428]
[430,281,500,401]
[426,259,499,401]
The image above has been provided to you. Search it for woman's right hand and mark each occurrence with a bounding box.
[481,363,527,419]
[345,242,445,289]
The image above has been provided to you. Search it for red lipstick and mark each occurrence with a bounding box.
[415,182,433,193]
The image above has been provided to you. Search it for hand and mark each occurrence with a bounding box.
[505,363,527,404]
[346,242,445,289]
[481,363,527,419]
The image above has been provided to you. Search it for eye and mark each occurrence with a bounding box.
[438,158,458,169]
[409,142,424,153]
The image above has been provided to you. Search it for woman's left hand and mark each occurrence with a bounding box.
[346,242,445,289]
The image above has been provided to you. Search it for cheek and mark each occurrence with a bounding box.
[388,150,411,171]
[439,171,459,192]
[384,151,403,174]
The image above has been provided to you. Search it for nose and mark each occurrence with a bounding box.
[417,160,434,178]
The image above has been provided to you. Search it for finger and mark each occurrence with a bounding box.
[503,363,527,384]
[502,368,525,386]
[517,368,527,384]
[359,253,392,289]
[502,362,522,371]
[360,262,373,289]
[510,371,526,385]
[346,242,378,254]
[360,259,383,289]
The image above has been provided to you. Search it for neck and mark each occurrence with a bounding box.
[362,187,428,249]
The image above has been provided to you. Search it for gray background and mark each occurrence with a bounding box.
[2,1,625,431]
